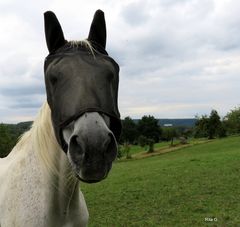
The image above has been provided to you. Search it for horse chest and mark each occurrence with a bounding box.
[0,152,49,227]
[0,149,88,227]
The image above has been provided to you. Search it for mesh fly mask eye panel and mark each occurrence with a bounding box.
[44,47,121,152]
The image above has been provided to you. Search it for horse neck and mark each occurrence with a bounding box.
[26,102,80,216]
[49,151,80,217]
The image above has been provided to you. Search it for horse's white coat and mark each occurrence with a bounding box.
[0,102,89,227]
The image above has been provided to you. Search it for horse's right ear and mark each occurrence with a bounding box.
[44,11,66,53]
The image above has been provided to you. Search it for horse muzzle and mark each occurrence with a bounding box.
[67,122,118,183]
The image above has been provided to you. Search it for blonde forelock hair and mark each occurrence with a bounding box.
[69,39,95,57]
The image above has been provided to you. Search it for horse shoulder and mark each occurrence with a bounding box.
[0,146,50,227]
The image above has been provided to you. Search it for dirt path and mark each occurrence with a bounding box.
[128,140,211,160]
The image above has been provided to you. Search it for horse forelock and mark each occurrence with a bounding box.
[69,39,93,51]
[56,39,95,57]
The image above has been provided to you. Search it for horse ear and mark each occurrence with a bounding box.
[88,10,107,49]
[44,11,66,53]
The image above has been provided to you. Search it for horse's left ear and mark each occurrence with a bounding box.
[88,10,107,49]
[44,11,66,53]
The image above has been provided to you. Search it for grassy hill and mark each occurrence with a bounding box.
[81,136,240,226]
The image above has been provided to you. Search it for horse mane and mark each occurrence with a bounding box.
[16,101,62,176]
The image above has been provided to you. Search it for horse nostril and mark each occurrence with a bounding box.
[70,135,78,146]
[69,135,84,155]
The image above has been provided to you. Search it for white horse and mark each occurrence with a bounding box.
[0,10,121,227]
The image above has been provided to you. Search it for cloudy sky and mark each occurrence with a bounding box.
[0,0,239,123]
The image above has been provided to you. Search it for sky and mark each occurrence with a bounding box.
[0,0,239,123]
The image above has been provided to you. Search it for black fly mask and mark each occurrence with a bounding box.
[44,10,121,152]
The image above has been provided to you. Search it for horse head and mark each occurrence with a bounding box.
[44,10,121,183]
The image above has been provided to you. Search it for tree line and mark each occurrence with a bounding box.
[120,107,240,155]
[194,107,240,139]
[0,122,31,158]
[0,107,239,158]
[120,116,186,148]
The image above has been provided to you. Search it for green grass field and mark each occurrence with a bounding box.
[81,136,240,226]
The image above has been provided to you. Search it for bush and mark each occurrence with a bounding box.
[117,145,124,159]
[179,137,188,145]
[123,143,131,159]
[147,139,155,153]
[118,144,132,159]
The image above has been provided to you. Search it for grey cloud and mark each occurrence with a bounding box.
[9,99,43,109]
[0,84,45,96]
[121,1,150,26]
[1,0,240,122]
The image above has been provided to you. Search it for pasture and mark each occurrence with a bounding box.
[82,136,240,226]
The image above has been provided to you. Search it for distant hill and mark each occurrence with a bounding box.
[158,119,197,127]
[3,121,33,139]
[133,119,197,128]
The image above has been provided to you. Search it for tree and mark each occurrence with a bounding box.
[120,117,138,144]
[194,110,225,139]
[138,135,148,147]
[194,115,209,138]
[224,106,240,135]
[137,115,161,143]
[0,124,15,157]
[161,127,178,146]
[207,110,221,139]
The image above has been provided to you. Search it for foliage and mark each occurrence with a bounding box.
[137,136,155,153]
[147,138,155,153]
[182,128,194,138]
[224,106,240,135]
[0,124,16,157]
[82,136,240,226]
[194,110,226,139]
[161,127,179,146]
[207,110,222,139]
[194,115,209,138]
[0,122,31,157]
[137,115,161,143]
[120,117,138,144]
[217,123,227,138]
[117,145,123,159]
[179,136,188,144]
[123,143,132,159]
[161,127,178,141]
[138,135,148,147]
[118,144,132,159]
